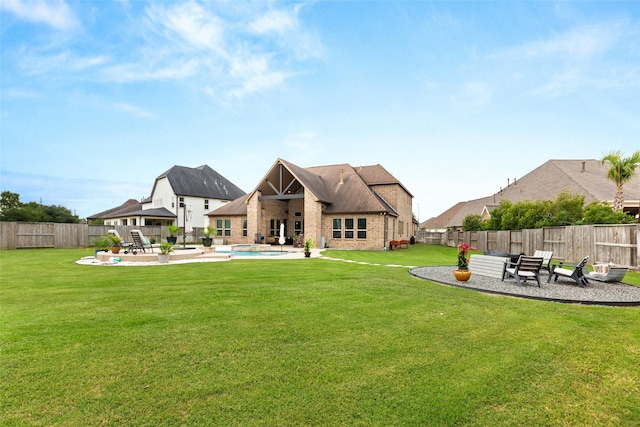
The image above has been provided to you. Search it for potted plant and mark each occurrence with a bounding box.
[201,226,216,247]
[167,224,180,244]
[304,236,314,258]
[454,242,474,281]
[157,241,174,263]
[104,233,123,254]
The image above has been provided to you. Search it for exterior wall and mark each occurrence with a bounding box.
[321,213,386,250]
[246,191,261,243]
[304,195,323,248]
[372,183,414,242]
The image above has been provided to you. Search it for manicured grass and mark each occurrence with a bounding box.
[1,246,639,426]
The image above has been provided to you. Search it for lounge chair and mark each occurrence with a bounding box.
[533,250,553,272]
[502,255,544,287]
[126,229,154,254]
[548,256,589,287]
[587,266,627,282]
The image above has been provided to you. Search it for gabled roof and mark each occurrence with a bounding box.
[355,164,413,197]
[428,159,640,228]
[209,159,408,217]
[87,199,141,220]
[154,164,245,200]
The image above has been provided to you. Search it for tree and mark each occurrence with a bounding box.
[462,214,484,231]
[583,202,636,224]
[0,191,21,210]
[601,150,640,211]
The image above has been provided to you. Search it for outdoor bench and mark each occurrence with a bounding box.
[390,240,409,249]
[469,254,510,279]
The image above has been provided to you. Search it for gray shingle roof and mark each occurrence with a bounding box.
[157,164,245,200]
[88,199,141,220]
[425,159,640,228]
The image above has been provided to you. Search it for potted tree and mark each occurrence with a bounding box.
[304,236,314,258]
[166,224,180,244]
[157,241,174,264]
[104,233,123,254]
[201,226,215,247]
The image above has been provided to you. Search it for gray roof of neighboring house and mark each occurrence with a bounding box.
[108,207,176,219]
[88,199,142,220]
[207,159,409,217]
[422,159,640,229]
[155,164,246,200]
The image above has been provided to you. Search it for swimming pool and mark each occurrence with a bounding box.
[217,250,289,257]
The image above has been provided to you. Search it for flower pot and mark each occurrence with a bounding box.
[202,237,213,247]
[304,251,311,258]
[454,269,471,282]
[167,236,177,244]
[157,254,170,264]
[111,246,121,254]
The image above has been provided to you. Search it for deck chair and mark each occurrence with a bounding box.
[126,229,153,254]
[294,233,304,248]
[533,250,553,272]
[548,256,589,287]
[502,255,544,287]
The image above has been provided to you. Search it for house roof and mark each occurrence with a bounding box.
[208,159,408,217]
[105,207,176,219]
[425,159,640,229]
[205,194,250,216]
[154,164,245,200]
[87,199,141,220]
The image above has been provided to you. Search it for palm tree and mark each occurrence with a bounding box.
[601,150,640,211]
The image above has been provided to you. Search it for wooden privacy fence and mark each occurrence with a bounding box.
[2,222,639,269]
[416,224,639,270]
[0,223,170,250]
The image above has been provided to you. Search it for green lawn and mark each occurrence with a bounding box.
[1,246,639,426]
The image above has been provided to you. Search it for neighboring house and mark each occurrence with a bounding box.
[88,165,245,230]
[206,158,415,250]
[421,159,640,230]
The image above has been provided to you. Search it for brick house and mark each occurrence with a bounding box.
[206,158,415,250]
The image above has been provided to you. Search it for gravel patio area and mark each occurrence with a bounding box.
[410,266,640,306]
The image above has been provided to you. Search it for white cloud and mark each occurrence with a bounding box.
[112,102,154,119]
[145,2,226,54]
[1,0,80,31]
[495,22,623,61]
[249,7,298,35]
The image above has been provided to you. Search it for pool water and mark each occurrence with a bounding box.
[217,250,288,257]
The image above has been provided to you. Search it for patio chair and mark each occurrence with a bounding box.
[533,250,554,272]
[126,229,154,254]
[502,255,544,287]
[547,256,590,287]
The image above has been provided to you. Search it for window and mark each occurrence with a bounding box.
[294,220,302,236]
[179,197,185,208]
[204,199,209,210]
[270,219,281,236]
[345,218,354,239]
[332,218,342,239]
[216,219,231,236]
[357,218,367,239]
[399,221,404,235]
[242,219,247,237]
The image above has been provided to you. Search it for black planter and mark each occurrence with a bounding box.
[202,237,213,247]
[167,236,177,244]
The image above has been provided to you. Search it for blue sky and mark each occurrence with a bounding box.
[1,1,639,220]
